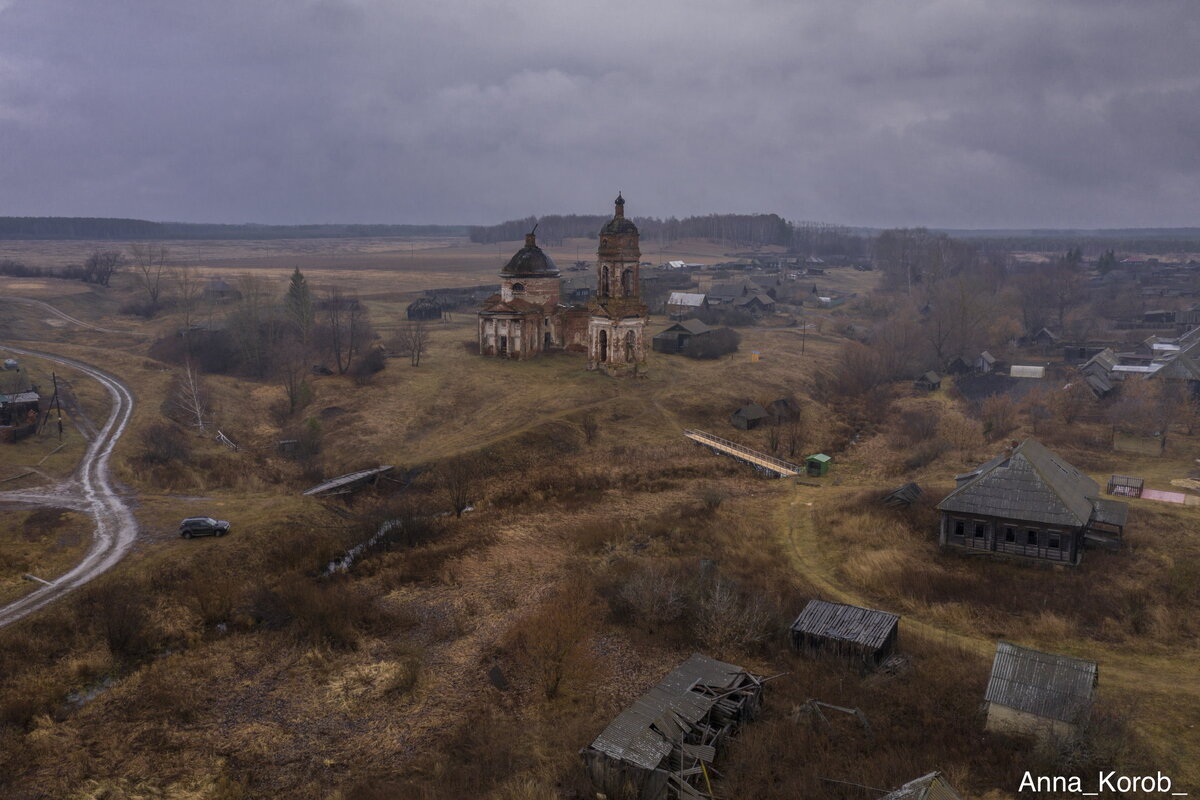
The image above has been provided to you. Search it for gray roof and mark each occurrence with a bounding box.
[880,772,964,800]
[586,653,756,771]
[938,438,1109,528]
[0,391,40,405]
[1093,498,1128,527]
[979,350,996,365]
[985,641,1097,724]
[917,371,940,383]
[790,599,898,650]
[733,403,768,420]
[658,318,711,336]
[667,291,706,307]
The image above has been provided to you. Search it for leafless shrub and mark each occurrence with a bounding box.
[504,584,599,699]
[138,421,190,465]
[618,565,687,628]
[693,579,773,652]
[980,393,1018,441]
[580,412,599,444]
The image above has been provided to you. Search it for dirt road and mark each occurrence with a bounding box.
[6,296,149,336]
[0,344,138,627]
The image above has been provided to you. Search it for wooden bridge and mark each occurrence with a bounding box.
[684,429,803,478]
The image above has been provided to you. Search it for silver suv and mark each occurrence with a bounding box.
[179,517,231,539]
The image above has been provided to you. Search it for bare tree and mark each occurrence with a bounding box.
[274,338,311,417]
[324,288,370,374]
[580,412,599,444]
[129,243,172,305]
[765,419,781,454]
[786,417,804,458]
[229,275,277,378]
[174,263,204,333]
[395,319,430,367]
[439,456,478,518]
[83,250,125,286]
[172,361,211,431]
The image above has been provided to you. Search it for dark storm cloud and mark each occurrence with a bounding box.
[1,0,1197,227]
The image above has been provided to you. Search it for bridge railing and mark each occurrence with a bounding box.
[683,429,803,475]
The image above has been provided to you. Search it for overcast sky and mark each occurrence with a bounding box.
[1,0,1198,228]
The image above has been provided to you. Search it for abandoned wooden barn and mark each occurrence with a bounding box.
[985,641,1098,741]
[580,653,764,800]
[937,438,1128,565]
[652,319,712,354]
[913,371,941,391]
[789,599,899,668]
[730,403,768,430]
[882,482,922,508]
[879,771,964,800]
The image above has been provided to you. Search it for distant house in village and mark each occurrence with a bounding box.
[976,351,998,374]
[733,293,775,315]
[789,599,899,670]
[666,291,706,318]
[0,390,41,443]
[937,438,1127,564]
[580,653,763,800]
[1028,327,1061,348]
[767,396,801,422]
[203,277,241,302]
[985,641,1098,741]
[879,771,964,800]
[651,319,712,354]
[731,403,769,430]
[945,355,972,375]
[405,297,443,320]
[913,371,941,391]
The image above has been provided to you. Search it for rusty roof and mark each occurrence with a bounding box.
[985,641,1097,724]
[790,599,898,650]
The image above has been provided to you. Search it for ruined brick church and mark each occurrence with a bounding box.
[477,194,647,375]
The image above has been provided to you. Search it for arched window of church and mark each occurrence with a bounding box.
[600,266,610,297]
[512,282,525,293]
[621,269,633,296]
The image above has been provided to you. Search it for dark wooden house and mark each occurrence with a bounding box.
[984,641,1097,741]
[652,319,712,354]
[789,599,899,669]
[580,653,763,800]
[913,371,941,391]
[0,390,40,442]
[730,403,768,430]
[937,438,1127,565]
[945,355,972,375]
[406,297,443,320]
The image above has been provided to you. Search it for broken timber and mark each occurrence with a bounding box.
[303,465,394,497]
[683,429,803,478]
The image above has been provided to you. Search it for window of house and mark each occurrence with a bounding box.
[1005,526,1016,543]
[1027,529,1039,546]
[954,520,964,538]
[974,522,987,538]
[1048,534,1061,549]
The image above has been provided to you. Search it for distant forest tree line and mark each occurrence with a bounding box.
[0,217,468,241]
[469,214,871,257]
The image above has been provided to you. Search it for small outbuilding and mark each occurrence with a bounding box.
[882,482,922,508]
[580,653,763,800]
[805,453,831,477]
[945,355,972,375]
[879,771,964,800]
[731,403,769,430]
[984,641,1098,741]
[914,371,941,391]
[652,319,712,354]
[789,599,899,669]
[977,350,997,374]
[406,297,443,320]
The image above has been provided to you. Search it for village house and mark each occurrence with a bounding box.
[937,438,1127,565]
[730,403,768,430]
[665,291,706,319]
[0,389,40,443]
[580,653,763,800]
[789,599,899,670]
[913,371,941,391]
[984,641,1098,741]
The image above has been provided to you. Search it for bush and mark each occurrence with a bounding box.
[137,422,190,465]
[352,347,387,385]
[503,583,600,699]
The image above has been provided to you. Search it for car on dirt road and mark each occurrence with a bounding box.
[178,517,230,538]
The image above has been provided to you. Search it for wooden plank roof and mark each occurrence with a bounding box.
[586,653,758,771]
[790,599,898,650]
[880,772,964,800]
[985,641,1097,724]
[937,438,1109,528]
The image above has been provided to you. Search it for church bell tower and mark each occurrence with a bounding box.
[587,193,647,374]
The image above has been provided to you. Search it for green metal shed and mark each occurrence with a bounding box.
[806,453,831,477]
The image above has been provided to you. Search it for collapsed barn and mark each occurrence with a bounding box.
[580,653,764,800]
[789,599,900,669]
[0,390,41,443]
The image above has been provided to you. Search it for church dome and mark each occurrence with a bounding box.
[501,231,559,277]
[600,192,638,236]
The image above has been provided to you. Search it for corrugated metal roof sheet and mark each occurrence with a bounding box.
[985,642,1097,724]
[668,291,706,307]
[937,439,1101,527]
[790,599,898,650]
[587,653,756,771]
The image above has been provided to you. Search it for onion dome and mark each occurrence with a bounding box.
[601,192,638,236]
[501,229,559,277]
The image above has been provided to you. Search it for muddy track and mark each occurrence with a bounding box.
[0,344,137,627]
[6,296,150,336]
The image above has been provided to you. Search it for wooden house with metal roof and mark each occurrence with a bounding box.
[789,599,899,669]
[913,371,941,391]
[984,641,1098,740]
[879,771,964,800]
[580,653,763,800]
[653,319,712,354]
[937,438,1127,564]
